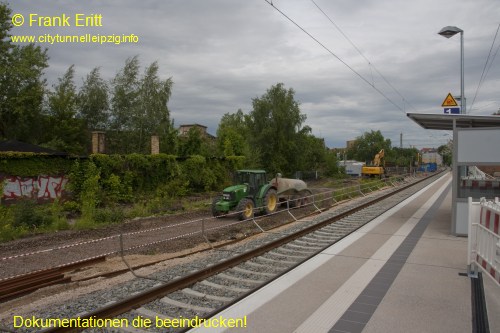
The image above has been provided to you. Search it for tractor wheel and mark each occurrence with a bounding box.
[264,189,278,215]
[211,196,223,217]
[237,198,254,220]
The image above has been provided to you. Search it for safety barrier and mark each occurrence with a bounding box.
[468,197,500,286]
[1,174,418,280]
[461,179,500,189]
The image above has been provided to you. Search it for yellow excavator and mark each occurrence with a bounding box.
[362,149,386,178]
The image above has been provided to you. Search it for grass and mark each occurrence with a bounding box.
[0,191,212,243]
[0,176,387,243]
[0,200,70,242]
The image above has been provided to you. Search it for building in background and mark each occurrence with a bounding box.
[420,148,443,165]
[178,124,216,140]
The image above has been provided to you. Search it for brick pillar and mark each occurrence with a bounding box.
[151,135,160,155]
[91,131,106,154]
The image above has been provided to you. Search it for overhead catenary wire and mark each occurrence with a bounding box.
[263,0,405,114]
[471,101,498,112]
[309,0,418,113]
[469,23,500,113]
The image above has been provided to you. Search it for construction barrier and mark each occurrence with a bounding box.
[468,197,500,286]
[462,179,500,189]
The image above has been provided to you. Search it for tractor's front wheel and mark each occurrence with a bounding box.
[211,195,223,217]
[237,198,254,220]
[264,189,278,215]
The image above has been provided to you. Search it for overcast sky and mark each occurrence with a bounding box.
[8,0,500,149]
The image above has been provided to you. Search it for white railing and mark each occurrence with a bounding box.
[468,196,500,286]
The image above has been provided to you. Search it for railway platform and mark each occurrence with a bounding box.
[190,172,500,333]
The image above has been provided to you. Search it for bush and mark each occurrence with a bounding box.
[156,178,189,199]
[181,155,225,192]
[1,153,246,241]
[101,173,133,203]
[93,207,125,224]
[62,200,80,215]
[46,200,69,230]
[144,179,190,214]
[12,200,52,229]
[80,161,101,221]
[0,206,24,242]
[0,153,74,176]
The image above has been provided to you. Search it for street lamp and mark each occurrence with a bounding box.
[438,26,465,114]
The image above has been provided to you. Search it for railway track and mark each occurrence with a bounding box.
[0,171,447,333]
[0,174,394,283]
[0,257,107,302]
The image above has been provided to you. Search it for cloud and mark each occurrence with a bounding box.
[9,0,500,148]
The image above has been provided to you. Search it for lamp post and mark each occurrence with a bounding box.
[438,26,465,114]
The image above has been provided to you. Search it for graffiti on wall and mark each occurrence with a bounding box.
[2,175,68,202]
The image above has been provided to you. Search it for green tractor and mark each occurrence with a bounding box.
[212,170,278,220]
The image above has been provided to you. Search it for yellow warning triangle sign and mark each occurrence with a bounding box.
[441,93,458,107]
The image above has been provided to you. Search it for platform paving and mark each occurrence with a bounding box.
[189,172,500,333]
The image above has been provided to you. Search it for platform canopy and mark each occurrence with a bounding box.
[406,113,500,130]
[406,112,500,236]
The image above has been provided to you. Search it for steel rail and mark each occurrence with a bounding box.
[0,173,402,282]
[40,171,444,333]
[0,256,105,301]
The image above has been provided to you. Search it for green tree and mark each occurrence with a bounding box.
[216,109,250,157]
[77,67,109,131]
[0,2,10,58]
[0,3,48,142]
[137,61,174,153]
[323,149,341,177]
[390,147,419,167]
[109,57,174,154]
[297,128,327,171]
[247,83,307,175]
[347,130,391,164]
[45,65,87,154]
[178,127,203,157]
[109,56,140,153]
[437,144,452,166]
[111,56,140,132]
